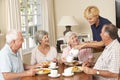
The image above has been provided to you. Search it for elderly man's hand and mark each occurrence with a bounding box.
[81,62,96,75]
[82,67,95,74]
[34,63,44,68]
[25,68,38,76]
[52,58,58,63]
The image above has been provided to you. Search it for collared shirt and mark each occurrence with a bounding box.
[31,46,57,65]
[93,39,120,80]
[62,46,93,62]
[0,44,24,80]
[91,16,111,41]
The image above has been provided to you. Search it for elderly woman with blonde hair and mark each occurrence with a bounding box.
[61,31,94,66]
[31,30,58,65]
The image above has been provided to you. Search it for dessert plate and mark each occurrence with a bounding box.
[71,66,82,73]
[48,66,59,69]
[36,68,51,74]
[64,61,79,66]
[62,73,74,77]
[48,74,60,78]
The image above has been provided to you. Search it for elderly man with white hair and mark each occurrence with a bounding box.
[61,31,94,66]
[0,30,42,80]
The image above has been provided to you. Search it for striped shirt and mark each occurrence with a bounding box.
[93,39,120,80]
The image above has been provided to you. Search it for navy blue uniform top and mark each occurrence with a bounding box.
[91,16,111,41]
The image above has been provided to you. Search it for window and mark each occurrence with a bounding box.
[19,0,42,53]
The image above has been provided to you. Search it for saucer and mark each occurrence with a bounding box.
[64,61,79,66]
[62,73,74,77]
[48,74,60,78]
[48,66,58,69]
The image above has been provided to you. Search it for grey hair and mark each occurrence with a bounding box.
[65,31,78,43]
[6,30,19,44]
[104,24,119,40]
[34,30,48,44]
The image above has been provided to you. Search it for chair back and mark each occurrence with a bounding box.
[118,67,120,80]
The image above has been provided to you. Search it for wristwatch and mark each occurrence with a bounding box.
[96,70,100,75]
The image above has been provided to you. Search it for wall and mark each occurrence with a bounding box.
[0,0,118,41]
[54,0,116,39]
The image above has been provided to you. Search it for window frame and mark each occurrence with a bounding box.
[19,0,42,54]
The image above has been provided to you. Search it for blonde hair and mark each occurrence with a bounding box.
[84,6,99,19]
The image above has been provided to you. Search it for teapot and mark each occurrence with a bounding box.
[70,48,79,57]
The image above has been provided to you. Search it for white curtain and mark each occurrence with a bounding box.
[41,0,56,46]
[6,0,21,31]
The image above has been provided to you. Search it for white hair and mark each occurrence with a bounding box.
[64,31,78,43]
[6,30,19,44]
[35,30,48,44]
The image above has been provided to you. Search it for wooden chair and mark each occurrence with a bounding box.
[118,69,120,80]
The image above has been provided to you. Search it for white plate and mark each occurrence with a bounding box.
[36,68,51,74]
[71,66,82,73]
[62,73,74,77]
[48,66,59,69]
[48,74,60,78]
[65,60,76,63]
[64,61,79,66]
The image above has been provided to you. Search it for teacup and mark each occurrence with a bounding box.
[66,56,73,62]
[64,68,72,75]
[70,48,79,57]
[49,62,56,68]
[50,70,58,77]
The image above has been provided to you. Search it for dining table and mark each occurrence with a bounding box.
[21,63,93,80]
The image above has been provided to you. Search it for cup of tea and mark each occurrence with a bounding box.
[50,70,58,77]
[49,62,56,68]
[64,68,72,75]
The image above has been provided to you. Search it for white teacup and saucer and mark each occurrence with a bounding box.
[48,70,60,78]
[62,68,74,77]
[66,56,74,63]
[48,62,58,69]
